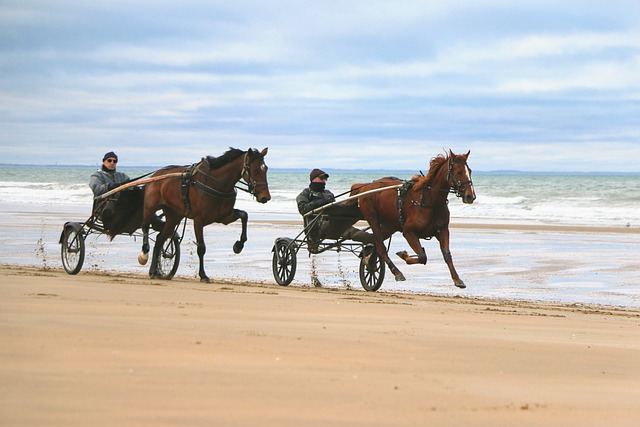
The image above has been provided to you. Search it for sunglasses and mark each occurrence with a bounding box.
[105,158,118,164]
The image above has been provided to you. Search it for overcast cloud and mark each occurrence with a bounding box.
[1,0,639,171]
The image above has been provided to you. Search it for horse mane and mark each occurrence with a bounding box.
[413,153,449,191]
[204,147,246,170]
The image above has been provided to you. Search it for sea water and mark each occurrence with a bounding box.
[1,164,639,308]
[2,164,640,227]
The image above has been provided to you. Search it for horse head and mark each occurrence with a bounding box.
[448,150,476,204]
[243,147,271,204]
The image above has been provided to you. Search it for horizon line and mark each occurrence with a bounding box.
[0,163,638,175]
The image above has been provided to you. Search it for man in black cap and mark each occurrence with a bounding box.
[296,168,335,215]
[88,151,132,227]
[89,151,164,235]
[89,151,130,197]
[296,168,374,250]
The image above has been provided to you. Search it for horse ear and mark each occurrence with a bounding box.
[448,149,454,158]
[260,147,268,157]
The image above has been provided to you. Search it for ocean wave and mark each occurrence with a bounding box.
[2,167,640,227]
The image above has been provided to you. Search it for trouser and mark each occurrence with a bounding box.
[320,217,374,244]
[338,226,374,244]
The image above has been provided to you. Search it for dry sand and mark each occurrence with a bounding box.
[1,264,639,427]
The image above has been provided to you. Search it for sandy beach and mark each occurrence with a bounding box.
[1,263,639,427]
[1,195,640,425]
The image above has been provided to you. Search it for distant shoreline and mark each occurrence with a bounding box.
[2,163,640,175]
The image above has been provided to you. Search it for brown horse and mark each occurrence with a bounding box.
[140,147,270,282]
[350,150,475,288]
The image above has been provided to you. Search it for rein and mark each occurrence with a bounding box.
[192,167,238,199]
[447,158,473,198]
[235,152,268,196]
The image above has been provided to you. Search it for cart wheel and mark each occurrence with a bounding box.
[359,251,385,291]
[61,226,85,275]
[156,235,180,280]
[272,238,297,286]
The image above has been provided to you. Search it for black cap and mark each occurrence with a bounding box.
[310,168,329,181]
[103,151,118,161]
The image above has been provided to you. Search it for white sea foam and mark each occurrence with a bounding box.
[2,165,639,227]
[1,165,639,308]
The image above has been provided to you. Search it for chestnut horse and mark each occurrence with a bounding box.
[350,150,475,288]
[140,147,270,282]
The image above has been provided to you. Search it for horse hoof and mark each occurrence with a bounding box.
[455,280,466,289]
[233,241,244,254]
[394,273,406,282]
[395,250,408,260]
[138,251,149,265]
[200,276,210,283]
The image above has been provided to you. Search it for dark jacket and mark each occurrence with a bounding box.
[296,187,335,215]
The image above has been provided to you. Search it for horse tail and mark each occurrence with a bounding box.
[104,188,145,240]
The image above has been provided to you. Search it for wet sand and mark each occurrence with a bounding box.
[2,199,639,307]
[1,264,639,426]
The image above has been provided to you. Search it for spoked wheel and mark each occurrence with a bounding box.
[60,225,85,275]
[359,251,385,291]
[272,238,297,286]
[156,235,180,280]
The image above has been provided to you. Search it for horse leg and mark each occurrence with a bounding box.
[437,228,465,289]
[148,233,165,279]
[140,199,159,267]
[193,219,210,283]
[139,204,159,266]
[396,230,428,265]
[378,240,405,281]
[366,221,405,282]
[148,213,179,279]
[139,223,150,265]
[232,209,248,254]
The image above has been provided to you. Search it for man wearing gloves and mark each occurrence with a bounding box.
[297,168,374,250]
[89,151,130,197]
[89,151,131,226]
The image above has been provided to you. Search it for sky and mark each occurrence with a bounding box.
[1,0,639,172]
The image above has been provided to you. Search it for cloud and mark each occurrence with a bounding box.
[1,0,639,171]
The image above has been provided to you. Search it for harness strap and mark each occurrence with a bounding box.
[180,164,197,216]
[237,152,267,195]
[397,180,452,228]
[180,160,239,216]
[410,186,448,209]
[396,181,414,228]
[447,159,473,197]
[193,180,238,199]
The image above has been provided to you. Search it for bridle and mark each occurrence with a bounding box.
[447,158,474,199]
[238,151,269,197]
